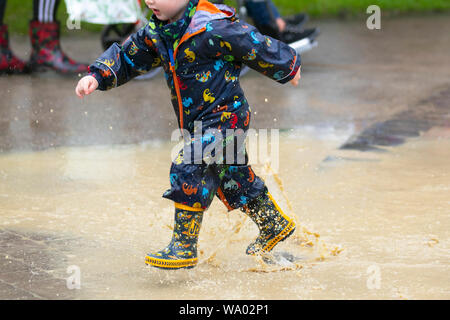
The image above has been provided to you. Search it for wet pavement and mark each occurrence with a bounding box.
[0,229,80,299]
[0,14,449,299]
[340,87,450,151]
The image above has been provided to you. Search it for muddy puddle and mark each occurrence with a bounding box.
[0,127,448,299]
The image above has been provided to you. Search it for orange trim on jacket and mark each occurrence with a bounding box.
[171,27,206,131]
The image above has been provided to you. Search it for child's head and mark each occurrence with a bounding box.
[145,0,190,22]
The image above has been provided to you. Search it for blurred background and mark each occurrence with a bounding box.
[3,0,450,35]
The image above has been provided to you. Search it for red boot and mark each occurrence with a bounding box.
[0,24,29,74]
[29,20,88,74]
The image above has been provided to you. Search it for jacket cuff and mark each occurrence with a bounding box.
[88,61,117,91]
[276,52,301,84]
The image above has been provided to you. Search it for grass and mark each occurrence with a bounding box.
[274,0,450,18]
[3,1,102,36]
[3,0,450,35]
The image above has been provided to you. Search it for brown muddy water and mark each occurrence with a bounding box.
[0,15,449,299]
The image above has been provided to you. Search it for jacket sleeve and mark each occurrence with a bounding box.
[88,24,162,90]
[209,18,301,84]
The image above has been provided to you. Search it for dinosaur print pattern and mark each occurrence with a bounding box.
[195,70,211,82]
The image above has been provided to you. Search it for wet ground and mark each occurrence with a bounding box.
[0,14,449,299]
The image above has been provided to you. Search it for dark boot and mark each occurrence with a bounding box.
[28,20,88,74]
[242,190,296,255]
[285,13,309,29]
[281,27,320,44]
[145,207,204,269]
[254,23,281,40]
[0,24,29,74]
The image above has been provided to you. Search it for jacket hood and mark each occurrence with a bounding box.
[186,0,236,34]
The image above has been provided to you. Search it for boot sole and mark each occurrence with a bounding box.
[29,65,50,73]
[0,68,31,75]
[262,220,296,253]
[145,255,198,270]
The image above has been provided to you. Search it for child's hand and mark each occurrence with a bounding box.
[276,17,287,33]
[290,66,301,87]
[75,76,99,98]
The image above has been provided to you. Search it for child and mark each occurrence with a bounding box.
[75,0,301,270]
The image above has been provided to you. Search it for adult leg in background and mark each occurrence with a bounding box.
[0,0,29,74]
[29,0,89,74]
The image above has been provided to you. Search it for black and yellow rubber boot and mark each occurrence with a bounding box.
[145,205,204,270]
[242,190,296,255]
